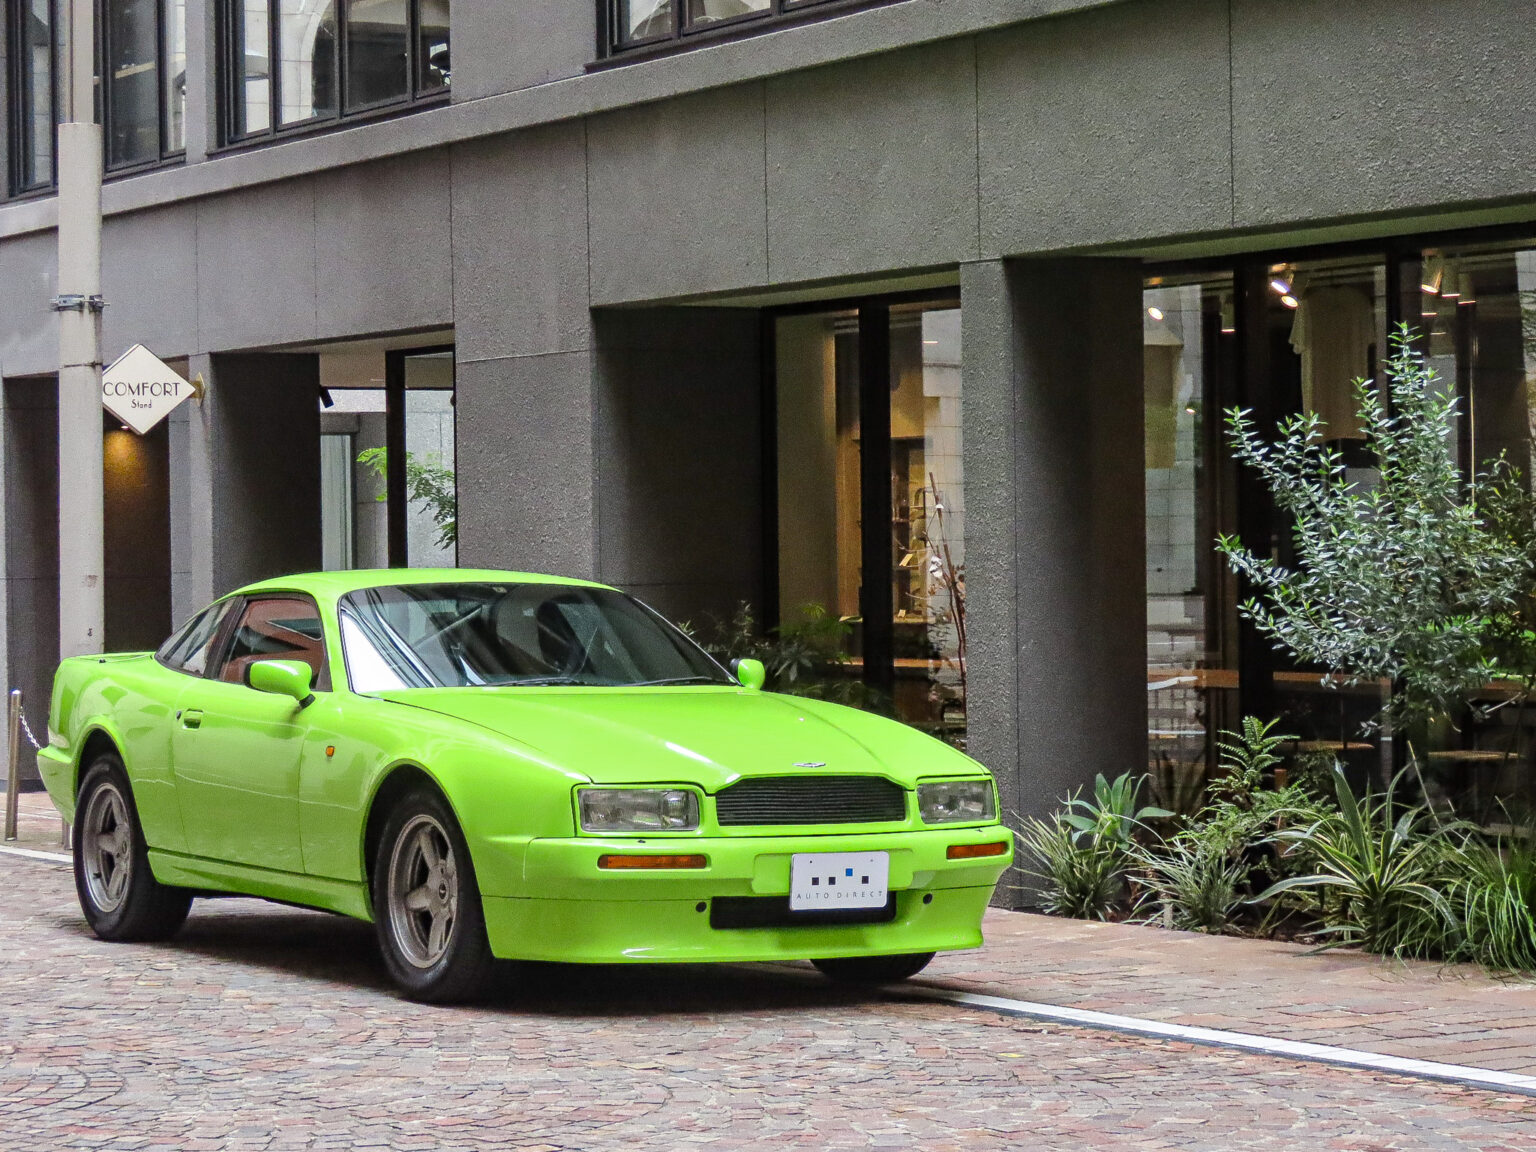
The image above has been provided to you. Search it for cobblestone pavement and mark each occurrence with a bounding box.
[927,908,1536,1074]
[4,825,1536,1150]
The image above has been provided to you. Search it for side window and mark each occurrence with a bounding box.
[216,597,330,690]
[156,601,235,677]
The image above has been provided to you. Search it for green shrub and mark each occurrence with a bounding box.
[1447,826,1536,972]
[1259,766,1459,958]
[1017,773,1169,920]
[1015,813,1126,920]
[1130,838,1248,933]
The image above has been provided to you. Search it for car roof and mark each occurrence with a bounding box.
[229,569,615,600]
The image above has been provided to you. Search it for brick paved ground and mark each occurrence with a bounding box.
[6,792,1536,1150]
[927,911,1536,1074]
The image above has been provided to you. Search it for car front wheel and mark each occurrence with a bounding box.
[74,754,192,941]
[811,952,935,985]
[373,788,495,1003]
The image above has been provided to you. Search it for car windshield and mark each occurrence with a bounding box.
[337,582,734,692]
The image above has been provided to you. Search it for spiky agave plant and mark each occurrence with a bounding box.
[1258,766,1460,958]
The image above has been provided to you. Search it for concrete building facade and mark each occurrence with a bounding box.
[7,0,1536,890]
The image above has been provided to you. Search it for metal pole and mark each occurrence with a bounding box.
[56,0,106,660]
[4,690,21,842]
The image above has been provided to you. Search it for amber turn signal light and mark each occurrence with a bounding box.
[598,854,708,870]
[947,841,1009,860]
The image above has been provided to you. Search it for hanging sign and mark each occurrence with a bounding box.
[101,344,194,435]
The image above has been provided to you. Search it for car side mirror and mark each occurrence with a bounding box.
[247,659,316,707]
[734,658,766,691]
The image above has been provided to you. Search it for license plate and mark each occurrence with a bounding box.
[789,851,889,911]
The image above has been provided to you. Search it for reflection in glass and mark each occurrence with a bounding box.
[163,0,186,151]
[344,0,409,108]
[1413,244,1536,819]
[15,0,55,189]
[278,0,336,125]
[416,0,449,91]
[403,351,456,568]
[106,0,160,167]
[1143,276,1237,809]
[620,0,674,41]
[234,0,271,135]
[775,303,966,736]
[889,304,965,734]
[686,0,769,26]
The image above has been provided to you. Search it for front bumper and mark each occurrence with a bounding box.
[479,825,1012,963]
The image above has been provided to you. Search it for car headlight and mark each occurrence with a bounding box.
[918,779,996,824]
[579,788,700,832]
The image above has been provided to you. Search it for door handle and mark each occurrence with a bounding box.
[180,709,203,730]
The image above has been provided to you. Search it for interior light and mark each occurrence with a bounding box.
[1185,405,1197,415]
[1442,289,1461,298]
[1280,294,1299,309]
[1422,310,1439,319]
[1270,278,1291,295]
[922,339,939,345]
[1221,326,1236,334]
[1421,283,1439,294]
[1147,307,1165,321]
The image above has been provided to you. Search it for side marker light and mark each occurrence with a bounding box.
[598,854,708,870]
[947,841,1009,860]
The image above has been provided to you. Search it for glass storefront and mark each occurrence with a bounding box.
[1146,237,1536,816]
[774,296,964,738]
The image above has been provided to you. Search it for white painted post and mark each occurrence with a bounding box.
[55,0,106,660]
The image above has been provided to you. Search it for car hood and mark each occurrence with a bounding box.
[373,686,942,790]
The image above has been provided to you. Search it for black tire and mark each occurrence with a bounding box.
[372,787,496,1003]
[811,952,935,985]
[74,754,192,942]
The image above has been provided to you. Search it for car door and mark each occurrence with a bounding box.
[171,595,329,872]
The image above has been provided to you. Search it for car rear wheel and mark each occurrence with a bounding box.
[74,754,192,941]
[811,952,935,985]
[373,787,495,1003]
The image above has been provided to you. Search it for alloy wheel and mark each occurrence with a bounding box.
[81,781,133,914]
[386,814,459,968]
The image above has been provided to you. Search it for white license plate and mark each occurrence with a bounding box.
[789,851,890,911]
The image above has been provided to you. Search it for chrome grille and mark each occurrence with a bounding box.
[714,775,908,826]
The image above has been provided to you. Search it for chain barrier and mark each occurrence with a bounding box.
[4,691,66,847]
[17,704,42,752]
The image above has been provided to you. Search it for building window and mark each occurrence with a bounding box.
[6,0,56,194]
[604,0,870,56]
[773,295,965,742]
[223,0,449,144]
[100,0,186,170]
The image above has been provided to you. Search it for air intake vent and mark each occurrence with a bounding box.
[715,775,908,826]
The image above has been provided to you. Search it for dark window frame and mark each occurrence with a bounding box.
[218,0,449,149]
[97,0,186,175]
[596,0,905,63]
[6,0,59,196]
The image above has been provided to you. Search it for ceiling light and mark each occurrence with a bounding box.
[1221,326,1235,334]
[1185,405,1197,415]
[923,339,939,345]
[1147,307,1164,321]
[1421,283,1439,294]
[1280,294,1299,309]
[1270,278,1291,295]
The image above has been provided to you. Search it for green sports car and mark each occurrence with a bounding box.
[38,570,1012,1001]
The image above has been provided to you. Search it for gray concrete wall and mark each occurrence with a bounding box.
[962,256,1147,905]
[3,377,57,785]
[592,308,763,624]
[171,354,322,621]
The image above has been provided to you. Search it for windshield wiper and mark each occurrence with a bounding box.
[629,676,726,687]
[506,676,588,686]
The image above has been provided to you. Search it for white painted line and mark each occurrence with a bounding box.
[0,844,71,864]
[903,985,1536,1097]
